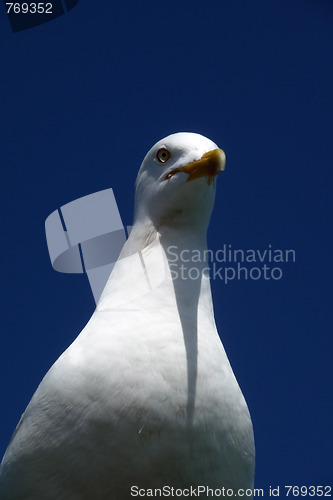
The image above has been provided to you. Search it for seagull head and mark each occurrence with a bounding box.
[134,132,226,233]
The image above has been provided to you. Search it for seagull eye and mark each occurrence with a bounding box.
[156,148,171,163]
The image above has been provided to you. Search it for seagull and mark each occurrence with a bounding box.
[0,132,255,499]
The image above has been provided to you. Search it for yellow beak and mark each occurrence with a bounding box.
[166,148,226,185]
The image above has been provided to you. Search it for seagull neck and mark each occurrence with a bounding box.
[158,224,210,283]
[128,216,208,254]
[160,223,215,332]
[159,224,208,254]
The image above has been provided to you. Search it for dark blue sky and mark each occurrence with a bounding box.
[1,0,332,493]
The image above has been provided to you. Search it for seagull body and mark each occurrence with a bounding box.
[0,133,255,499]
